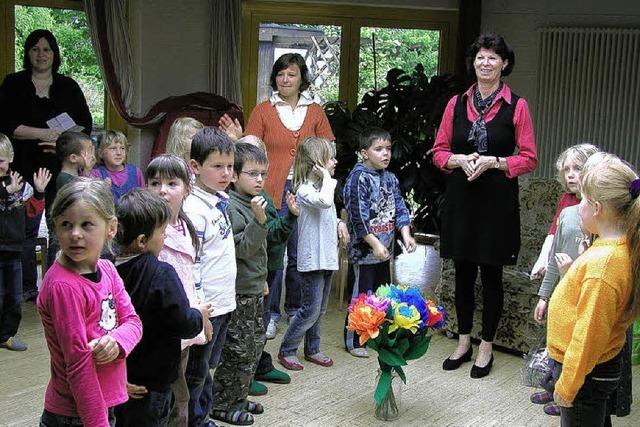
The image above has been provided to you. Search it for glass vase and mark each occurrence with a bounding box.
[374,369,403,421]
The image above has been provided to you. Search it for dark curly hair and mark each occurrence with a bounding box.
[269,53,311,93]
[23,29,62,74]
[465,32,515,77]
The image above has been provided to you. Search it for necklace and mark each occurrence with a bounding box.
[31,75,53,98]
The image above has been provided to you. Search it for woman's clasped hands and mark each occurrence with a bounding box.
[455,153,499,181]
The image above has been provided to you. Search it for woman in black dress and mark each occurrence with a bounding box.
[432,33,538,378]
[0,29,92,299]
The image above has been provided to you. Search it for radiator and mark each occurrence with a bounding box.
[535,27,640,178]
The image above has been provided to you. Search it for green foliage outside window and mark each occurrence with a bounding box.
[358,27,440,102]
[15,6,105,128]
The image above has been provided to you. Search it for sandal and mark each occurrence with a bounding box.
[244,400,264,414]
[210,409,254,426]
[304,352,334,367]
[543,401,561,416]
[530,390,553,404]
[277,353,304,371]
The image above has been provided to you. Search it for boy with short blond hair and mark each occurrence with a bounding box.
[0,133,51,352]
[183,127,237,427]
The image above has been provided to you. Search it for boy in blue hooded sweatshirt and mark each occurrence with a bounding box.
[343,127,416,357]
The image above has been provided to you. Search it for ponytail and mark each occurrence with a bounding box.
[625,182,640,319]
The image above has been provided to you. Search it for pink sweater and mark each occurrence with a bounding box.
[159,220,206,349]
[37,259,142,426]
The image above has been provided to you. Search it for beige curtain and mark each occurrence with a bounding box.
[210,0,242,105]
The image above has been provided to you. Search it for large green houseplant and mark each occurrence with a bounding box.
[325,64,465,234]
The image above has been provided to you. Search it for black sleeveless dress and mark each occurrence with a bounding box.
[440,92,521,266]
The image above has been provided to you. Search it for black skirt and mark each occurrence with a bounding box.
[440,168,520,266]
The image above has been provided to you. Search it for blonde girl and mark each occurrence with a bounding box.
[547,155,640,425]
[277,137,349,371]
[91,131,144,201]
[531,143,599,279]
[166,117,204,162]
[37,178,142,426]
[531,144,599,278]
[145,154,209,425]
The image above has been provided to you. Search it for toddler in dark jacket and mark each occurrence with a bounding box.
[113,188,211,427]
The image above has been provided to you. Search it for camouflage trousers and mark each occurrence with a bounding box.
[211,294,265,411]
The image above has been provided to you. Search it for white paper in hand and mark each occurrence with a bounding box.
[46,112,84,132]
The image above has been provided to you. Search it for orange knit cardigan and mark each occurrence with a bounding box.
[245,101,335,207]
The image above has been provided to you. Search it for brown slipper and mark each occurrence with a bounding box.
[304,352,333,367]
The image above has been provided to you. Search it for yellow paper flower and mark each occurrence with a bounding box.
[388,302,422,334]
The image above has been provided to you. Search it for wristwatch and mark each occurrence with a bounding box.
[494,156,501,169]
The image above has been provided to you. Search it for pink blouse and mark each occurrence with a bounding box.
[432,84,538,178]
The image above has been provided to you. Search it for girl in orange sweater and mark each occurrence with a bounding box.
[547,154,640,426]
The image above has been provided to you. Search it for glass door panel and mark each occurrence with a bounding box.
[358,27,440,102]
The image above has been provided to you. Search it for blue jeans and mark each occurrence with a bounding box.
[270,180,302,322]
[0,254,23,343]
[39,408,115,426]
[114,390,173,426]
[344,261,390,351]
[185,313,230,427]
[279,270,333,357]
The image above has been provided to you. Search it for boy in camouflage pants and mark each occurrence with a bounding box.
[210,143,269,426]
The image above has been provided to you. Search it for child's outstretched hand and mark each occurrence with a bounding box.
[285,191,300,216]
[337,220,350,248]
[89,335,120,364]
[197,303,213,341]
[251,195,267,225]
[126,382,148,399]
[5,171,24,194]
[81,149,96,175]
[219,114,243,141]
[401,229,417,253]
[554,253,573,277]
[33,168,52,193]
[534,299,548,324]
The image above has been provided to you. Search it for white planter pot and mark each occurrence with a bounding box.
[393,233,441,295]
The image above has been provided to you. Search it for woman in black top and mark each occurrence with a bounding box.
[0,29,92,298]
[432,33,538,378]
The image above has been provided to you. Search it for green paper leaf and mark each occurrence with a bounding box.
[404,334,432,360]
[374,370,392,405]
[378,347,408,367]
[393,365,407,384]
[396,337,410,356]
[367,339,379,352]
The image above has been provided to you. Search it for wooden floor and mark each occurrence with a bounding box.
[1,300,639,427]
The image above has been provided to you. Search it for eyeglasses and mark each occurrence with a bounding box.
[240,170,268,179]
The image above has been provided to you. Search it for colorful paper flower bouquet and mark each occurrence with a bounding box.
[347,284,447,420]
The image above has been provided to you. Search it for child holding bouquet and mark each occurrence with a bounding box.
[277,137,349,371]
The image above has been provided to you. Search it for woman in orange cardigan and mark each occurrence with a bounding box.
[220,52,335,389]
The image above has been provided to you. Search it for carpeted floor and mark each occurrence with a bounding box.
[1,300,639,426]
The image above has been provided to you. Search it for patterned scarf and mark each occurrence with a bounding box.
[467,83,503,153]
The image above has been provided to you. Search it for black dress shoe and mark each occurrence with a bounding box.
[442,346,473,371]
[470,354,494,379]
